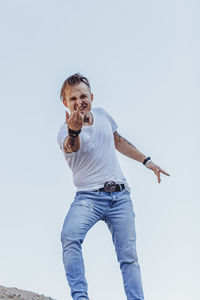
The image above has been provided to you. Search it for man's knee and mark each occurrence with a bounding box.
[60,225,84,249]
[117,246,138,265]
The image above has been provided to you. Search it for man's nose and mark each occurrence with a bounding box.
[76,98,83,105]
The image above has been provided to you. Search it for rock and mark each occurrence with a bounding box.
[0,286,55,300]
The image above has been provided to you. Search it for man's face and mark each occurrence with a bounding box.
[63,82,93,117]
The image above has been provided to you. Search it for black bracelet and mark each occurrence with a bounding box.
[68,127,81,137]
[143,156,151,165]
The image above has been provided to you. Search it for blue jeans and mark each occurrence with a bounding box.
[61,189,145,300]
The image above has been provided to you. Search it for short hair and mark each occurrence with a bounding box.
[60,73,91,101]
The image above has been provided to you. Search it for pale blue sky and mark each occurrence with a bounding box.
[0,1,199,300]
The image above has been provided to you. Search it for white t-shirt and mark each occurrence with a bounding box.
[57,107,130,192]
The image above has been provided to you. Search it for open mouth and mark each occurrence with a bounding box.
[80,106,86,111]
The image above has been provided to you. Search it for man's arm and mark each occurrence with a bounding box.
[63,106,84,153]
[113,131,146,162]
[63,135,81,153]
[113,131,170,183]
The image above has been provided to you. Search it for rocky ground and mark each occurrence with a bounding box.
[0,285,55,300]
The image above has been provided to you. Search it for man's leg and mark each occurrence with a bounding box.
[105,190,145,300]
[61,193,102,300]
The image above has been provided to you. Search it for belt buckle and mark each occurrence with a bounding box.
[104,181,117,193]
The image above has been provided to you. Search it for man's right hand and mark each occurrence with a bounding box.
[65,105,84,131]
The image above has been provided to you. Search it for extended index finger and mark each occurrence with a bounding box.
[159,168,170,176]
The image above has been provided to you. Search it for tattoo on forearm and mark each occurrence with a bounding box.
[68,136,76,148]
[64,136,77,152]
[115,131,136,149]
[64,140,72,152]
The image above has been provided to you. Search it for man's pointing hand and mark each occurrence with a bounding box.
[145,161,170,183]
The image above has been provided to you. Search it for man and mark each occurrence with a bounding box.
[57,73,170,300]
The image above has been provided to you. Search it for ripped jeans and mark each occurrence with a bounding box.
[61,189,145,300]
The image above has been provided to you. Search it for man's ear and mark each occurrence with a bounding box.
[63,98,68,107]
[91,93,94,102]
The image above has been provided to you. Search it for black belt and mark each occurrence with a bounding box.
[96,181,125,193]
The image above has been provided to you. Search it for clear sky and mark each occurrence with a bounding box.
[0,0,199,300]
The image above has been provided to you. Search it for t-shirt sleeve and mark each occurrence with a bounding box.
[57,123,74,155]
[103,109,118,132]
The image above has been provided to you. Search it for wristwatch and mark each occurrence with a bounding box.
[143,156,151,165]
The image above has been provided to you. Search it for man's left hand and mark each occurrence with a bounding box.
[145,161,170,183]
